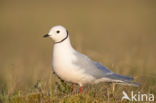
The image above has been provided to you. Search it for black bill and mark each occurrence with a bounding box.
[43,34,49,38]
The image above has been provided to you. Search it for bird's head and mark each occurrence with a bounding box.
[44,25,68,43]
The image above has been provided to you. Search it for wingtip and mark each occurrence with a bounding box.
[117,81,140,87]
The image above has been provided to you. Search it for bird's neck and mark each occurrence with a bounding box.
[53,37,75,64]
[54,37,74,52]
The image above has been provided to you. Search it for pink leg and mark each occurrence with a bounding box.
[79,86,82,93]
[72,84,76,93]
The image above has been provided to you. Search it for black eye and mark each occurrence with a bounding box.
[56,30,60,33]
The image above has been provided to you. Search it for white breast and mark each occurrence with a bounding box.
[52,39,94,86]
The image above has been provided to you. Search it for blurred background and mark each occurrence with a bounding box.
[0,0,156,95]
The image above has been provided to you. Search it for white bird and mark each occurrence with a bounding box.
[44,25,138,93]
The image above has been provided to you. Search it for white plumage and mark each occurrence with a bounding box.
[44,25,138,89]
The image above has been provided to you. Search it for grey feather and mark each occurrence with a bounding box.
[117,81,140,87]
[104,73,134,81]
[73,51,134,82]
[73,52,113,79]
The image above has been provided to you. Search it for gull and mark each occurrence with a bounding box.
[43,25,138,93]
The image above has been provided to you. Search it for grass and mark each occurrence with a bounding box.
[0,79,141,103]
[0,0,156,103]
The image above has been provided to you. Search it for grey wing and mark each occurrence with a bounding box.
[94,62,113,74]
[73,51,134,82]
[93,62,134,81]
[73,52,113,79]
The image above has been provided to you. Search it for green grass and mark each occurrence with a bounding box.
[0,0,156,103]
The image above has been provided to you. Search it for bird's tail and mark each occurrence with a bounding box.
[106,73,139,87]
[116,81,139,87]
[106,73,134,81]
